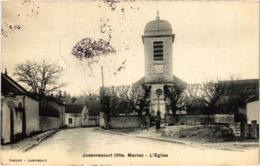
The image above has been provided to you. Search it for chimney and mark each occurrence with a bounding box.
[4,68,7,75]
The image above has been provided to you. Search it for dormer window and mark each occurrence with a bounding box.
[153,41,163,61]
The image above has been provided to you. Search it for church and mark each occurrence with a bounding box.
[134,12,186,119]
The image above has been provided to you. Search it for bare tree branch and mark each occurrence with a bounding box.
[13,59,66,97]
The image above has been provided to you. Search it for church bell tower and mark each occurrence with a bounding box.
[142,12,175,83]
[142,12,175,118]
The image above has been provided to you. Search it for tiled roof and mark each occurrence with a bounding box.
[65,105,84,114]
[1,73,28,95]
[218,79,259,96]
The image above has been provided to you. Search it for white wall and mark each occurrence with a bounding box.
[4,96,24,137]
[13,109,23,136]
[65,113,82,127]
[247,100,259,124]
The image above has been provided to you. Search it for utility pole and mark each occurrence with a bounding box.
[101,65,104,88]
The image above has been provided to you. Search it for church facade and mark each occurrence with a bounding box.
[134,13,186,119]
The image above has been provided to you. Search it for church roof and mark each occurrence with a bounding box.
[133,75,187,87]
[144,14,172,36]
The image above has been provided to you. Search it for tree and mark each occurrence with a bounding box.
[184,84,204,113]
[163,84,185,116]
[199,81,224,114]
[100,86,118,128]
[127,85,151,117]
[14,59,66,98]
[184,81,224,115]
[99,85,151,128]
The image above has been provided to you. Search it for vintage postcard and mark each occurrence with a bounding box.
[1,0,259,166]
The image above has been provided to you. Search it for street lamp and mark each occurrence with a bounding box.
[155,89,163,114]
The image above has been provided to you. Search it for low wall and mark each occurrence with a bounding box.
[166,114,210,125]
[88,116,99,126]
[82,116,99,127]
[110,115,141,128]
[212,114,234,123]
[165,115,209,125]
[39,116,60,131]
[178,115,210,125]
[166,114,234,125]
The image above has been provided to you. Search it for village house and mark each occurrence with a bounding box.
[1,72,67,144]
[1,72,39,144]
[65,101,100,128]
[65,105,84,127]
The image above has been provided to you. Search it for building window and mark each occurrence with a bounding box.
[153,41,163,61]
[68,118,73,124]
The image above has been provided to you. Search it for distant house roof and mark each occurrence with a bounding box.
[68,95,99,105]
[133,75,187,87]
[41,95,66,106]
[85,100,101,116]
[1,73,28,96]
[218,79,259,96]
[65,105,84,114]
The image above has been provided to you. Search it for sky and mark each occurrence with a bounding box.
[2,0,259,95]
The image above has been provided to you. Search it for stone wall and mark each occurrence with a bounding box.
[212,114,234,123]
[25,96,39,135]
[39,116,60,131]
[166,114,234,125]
[50,101,66,127]
[178,115,210,125]
[82,116,99,127]
[110,115,141,128]
[166,114,210,125]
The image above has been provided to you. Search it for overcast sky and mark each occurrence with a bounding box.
[2,1,259,95]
